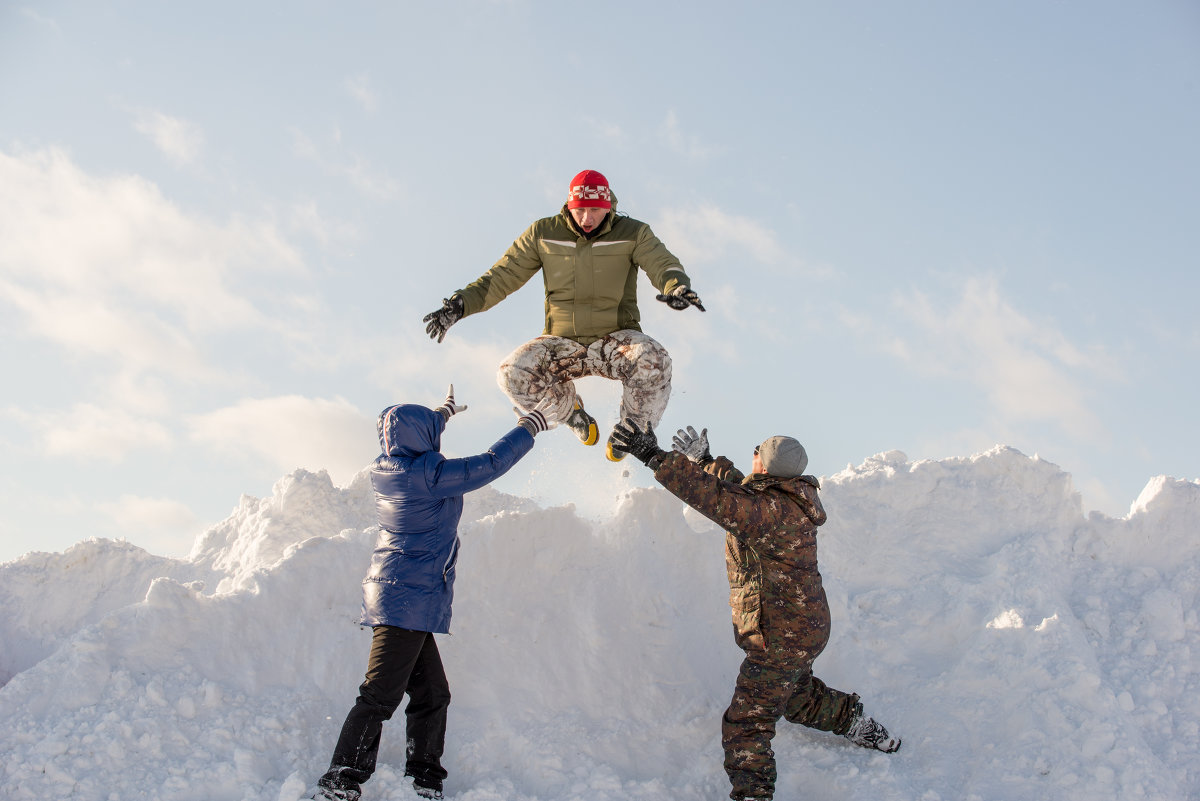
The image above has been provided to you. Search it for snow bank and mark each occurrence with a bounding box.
[1,451,1197,801]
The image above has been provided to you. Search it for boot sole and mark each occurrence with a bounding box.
[580,421,599,446]
[568,401,599,446]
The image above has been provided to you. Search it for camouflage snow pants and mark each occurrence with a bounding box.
[496,330,672,430]
[722,649,860,800]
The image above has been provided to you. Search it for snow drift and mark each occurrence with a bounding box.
[1,446,1197,801]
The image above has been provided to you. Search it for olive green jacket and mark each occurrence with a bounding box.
[455,203,691,346]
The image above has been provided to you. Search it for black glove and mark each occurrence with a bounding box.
[422,295,464,343]
[609,419,667,467]
[671,425,712,465]
[434,384,467,422]
[655,285,706,312]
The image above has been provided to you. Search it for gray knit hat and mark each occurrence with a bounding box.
[757,435,808,478]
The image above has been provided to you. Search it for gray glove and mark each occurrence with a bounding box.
[655,285,705,312]
[672,425,712,465]
[434,384,467,422]
[423,295,464,342]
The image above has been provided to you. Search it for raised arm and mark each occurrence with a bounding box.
[653,451,763,535]
[611,419,756,532]
[422,397,552,497]
[455,222,545,316]
[423,427,534,498]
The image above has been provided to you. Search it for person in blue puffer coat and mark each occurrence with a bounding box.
[316,386,551,801]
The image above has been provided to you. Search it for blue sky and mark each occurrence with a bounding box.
[1,1,1197,562]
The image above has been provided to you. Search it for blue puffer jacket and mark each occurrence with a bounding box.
[360,403,534,633]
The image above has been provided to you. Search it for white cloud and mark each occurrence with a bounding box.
[98,494,198,535]
[0,282,210,377]
[27,403,174,461]
[0,146,341,474]
[188,395,376,485]
[105,371,174,417]
[659,110,716,160]
[97,494,199,557]
[654,204,789,268]
[888,276,1120,439]
[345,73,379,113]
[0,146,307,378]
[132,109,205,166]
[579,116,625,145]
[19,8,60,32]
[289,128,399,199]
[290,199,361,248]
[364,326,514,399]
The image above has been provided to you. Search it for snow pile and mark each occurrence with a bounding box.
[1,448,1198,801]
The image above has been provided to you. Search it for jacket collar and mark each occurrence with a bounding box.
[559,202,619,239]
[742,473,825,525]
[742,473,820,490]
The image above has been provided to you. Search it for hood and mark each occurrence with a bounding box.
[377,404,444,457]
[744,473,827,526]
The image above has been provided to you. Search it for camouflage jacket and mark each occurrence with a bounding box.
[654,451,829,653]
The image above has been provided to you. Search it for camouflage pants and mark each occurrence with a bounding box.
[496,330,672,429]
[722,650,860,800]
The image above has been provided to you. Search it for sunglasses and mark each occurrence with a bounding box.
[754,446,759,456]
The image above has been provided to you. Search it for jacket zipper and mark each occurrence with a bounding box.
[442,538,460,582]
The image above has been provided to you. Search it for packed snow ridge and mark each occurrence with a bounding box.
[1,446,1197,801]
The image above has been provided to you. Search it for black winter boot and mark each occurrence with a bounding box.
[843,702,901,753]
[313,783,360,801]
[315,767,362,800]
[413,781,444,799]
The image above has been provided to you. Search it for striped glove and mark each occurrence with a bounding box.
[515,397,554,436]
[435,384,467,422]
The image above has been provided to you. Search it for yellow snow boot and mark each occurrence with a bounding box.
[564,399,599,446]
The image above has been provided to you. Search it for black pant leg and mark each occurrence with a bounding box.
[403,634,451,788]
[322,626,431,789]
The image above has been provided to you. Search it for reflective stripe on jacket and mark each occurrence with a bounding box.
[456,204,690,346]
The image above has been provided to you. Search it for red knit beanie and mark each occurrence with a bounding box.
[566,169,613,209]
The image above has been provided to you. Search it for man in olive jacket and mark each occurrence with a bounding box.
[422,169,704,462]
[610,421,901,801]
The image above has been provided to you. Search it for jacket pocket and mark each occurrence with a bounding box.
[729,584,765,651]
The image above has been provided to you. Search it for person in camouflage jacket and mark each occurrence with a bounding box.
[421,170,705,462]
[610,421,901,801]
